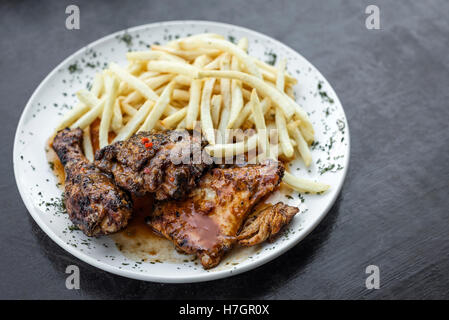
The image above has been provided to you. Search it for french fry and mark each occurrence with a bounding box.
[205,133,258,157]
[232,97,270,129]
[238,37,248,52]
[114,100,153,142]
[249,90,269,154]
[118,81,133,96]
[254,58,297,85]
[167,33,224,47]
[290,138,297,147]
[227,83,243,129]
[288,122,312,167]
[193,54,213,68]
[110,63,158,100]
[283,171,330,194]
[126,61,144,75]
[127,50,187,63]
[276,107,294,158]
[91,73,104,97]
[70,97,106,129]
[161,106,187,129]
[121,102,138,116]
[174,75,193,86]
[143,74,175,90]
[55,104,90,131]
[83,107,94,158]
[276,59,286,92]
[218,107,230,143]
[164,104,181,117]
[76,89,101,108]
[138,71,161,80]
[152,45,220,61]
[111,99,123,133]
[172,89,190,101]
[185,79,202,129]
[200,78,216,144]
[275,58,294,158]
[55,74,103,131]
[297,119,314,145]
[111,63,180,117]
[204,53,225,70]
[147,60,200,78]
[99,75,119,148]
[170,100,185,109]
[218,54,231,142]
[227,49,244,128]
[211,94,222,127]
[155,85,165,95]
[139,81,175,132]
[83,127,94,162]
[285,85,295,100]
[197,70,298,119]
[176,117,186,129]
[123,91,143,106]
[179,38,262,79]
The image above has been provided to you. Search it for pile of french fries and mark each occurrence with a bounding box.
[55,33,329,193]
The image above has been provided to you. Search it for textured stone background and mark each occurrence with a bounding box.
[1,0,448,299]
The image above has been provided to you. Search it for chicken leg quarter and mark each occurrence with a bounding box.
[53,128,133,236]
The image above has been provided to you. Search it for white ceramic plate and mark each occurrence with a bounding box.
[13,21,349,283]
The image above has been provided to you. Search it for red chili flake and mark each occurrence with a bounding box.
[169,177,175,182]
[145,142,153,149]
[141,137,149,144]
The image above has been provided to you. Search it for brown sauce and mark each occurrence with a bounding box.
[179,203,221,251]
[45,138,65,189]
[111,195,194,263]
[45,124,278,267]
[46,124,191,264]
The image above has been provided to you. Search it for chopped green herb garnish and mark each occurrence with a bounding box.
[265,51,277,66]
[118,33,133,46]
[68,63,81,74]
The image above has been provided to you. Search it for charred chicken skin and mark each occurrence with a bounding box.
[95,130,211,201]
[237,202,299,246]
[148,160,287,269]
[53,128,133,236]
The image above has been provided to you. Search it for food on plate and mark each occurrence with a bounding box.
[95,130,211,200]
[48,32,331,269]
[52,128,133,236]
[148,160,293,269]
[237,202,299,246]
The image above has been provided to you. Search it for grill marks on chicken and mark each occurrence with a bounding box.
[52,129,300,268]
[95,130,211,200]
[237,202,299,246]
[53,128,133,236]
[148,160,285,269]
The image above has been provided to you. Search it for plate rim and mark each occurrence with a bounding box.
[13,20,351,283]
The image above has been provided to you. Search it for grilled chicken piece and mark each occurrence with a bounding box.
[237,202,299,246]
[53,128,133,236]
[95,130,211,201]
[148,160,285,269]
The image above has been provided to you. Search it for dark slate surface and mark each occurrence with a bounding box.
[1,0,448,299]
